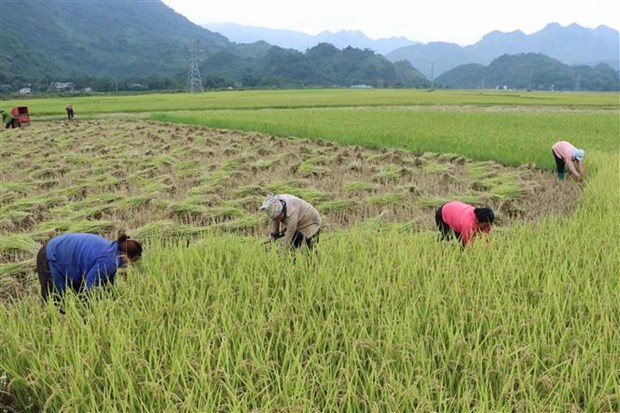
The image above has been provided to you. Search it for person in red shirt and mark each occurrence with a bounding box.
[435,201,494,247]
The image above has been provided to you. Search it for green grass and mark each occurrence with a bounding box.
[152,108,619,168]
[4,89,618,117]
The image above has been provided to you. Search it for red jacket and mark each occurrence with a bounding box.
[441,201,490,245]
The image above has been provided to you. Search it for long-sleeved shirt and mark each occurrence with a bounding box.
[45,233,124,294]
[270,194,321,245]
[441,201,490,246]
[1,111,13,122]
[552,141,577,161]
[552,141,580,177]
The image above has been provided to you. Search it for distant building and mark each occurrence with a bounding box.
[19,87,32,95]
[350,84,373,89]
[51,82,75,91]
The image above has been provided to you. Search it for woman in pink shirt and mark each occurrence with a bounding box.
[551,141,585,181]
[435,201,494,247]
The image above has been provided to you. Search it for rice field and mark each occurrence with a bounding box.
[0,90,619,411]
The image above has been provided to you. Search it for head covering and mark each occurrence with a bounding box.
[260,194,284,219]
[573,148,585,161]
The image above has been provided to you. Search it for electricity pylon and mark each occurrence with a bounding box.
[189,41,204,93]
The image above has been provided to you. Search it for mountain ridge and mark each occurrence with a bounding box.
[0,1,617,92]
[204,22,619,78]
[0,0,428,91]
[202,23,419,56]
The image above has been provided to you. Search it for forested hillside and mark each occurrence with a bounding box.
[436,53,620,91]
[0,0,229,82]
[0,1,616,92]
[0,0,428,92]
[202,43,428,89]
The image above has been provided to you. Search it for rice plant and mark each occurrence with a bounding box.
[0,234,39,255]
[366,192,408,206]
[341,181,378,193]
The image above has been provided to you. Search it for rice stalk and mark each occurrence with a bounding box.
[341,181,378,193]
[0,234,40,255]
[366,193,407,206]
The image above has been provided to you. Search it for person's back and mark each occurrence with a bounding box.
[441,201,476,235]
[552,141,576,161]
[438,201,493,246]
[46,233,122,293]
[278,194,321,234]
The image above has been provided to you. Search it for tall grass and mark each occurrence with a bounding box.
[1,91,618,410]
[1,153,618,411]
[152,108,619,168]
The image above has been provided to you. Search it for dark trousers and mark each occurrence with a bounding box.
[36,245,83,308]
[5,118,17,129]
[66,109,74,119]
[291,230,320,249]
[36,245,55,301]
[435,205,462,243]
[552,150,565,174]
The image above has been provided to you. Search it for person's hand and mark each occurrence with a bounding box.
[270,231,284,240]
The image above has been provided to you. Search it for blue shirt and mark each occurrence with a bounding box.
[45,233,124,294]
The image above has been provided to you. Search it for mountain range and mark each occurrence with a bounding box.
[0,0,617,92]
[0,0,426,90]
[203,23,419,56]
[205,22,620,79]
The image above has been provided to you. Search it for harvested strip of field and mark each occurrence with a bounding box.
[1,120,580,292]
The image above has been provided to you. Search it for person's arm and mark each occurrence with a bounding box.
[269,220,281,239]
[565,159,581,180]
[281,210,300,246]
[577,160,585,178]
[84,260,118,290]
[461,229,473,247]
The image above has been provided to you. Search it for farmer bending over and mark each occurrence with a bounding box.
[260,193,321,249]
[435,201,494,247]
[551,140,585,181]
[36,232,143,301]
[1,109,16,129]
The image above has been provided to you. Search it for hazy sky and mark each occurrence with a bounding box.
[161,0,619,46]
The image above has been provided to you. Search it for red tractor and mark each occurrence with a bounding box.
[4,106,30,128]
[13,106,30,127]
